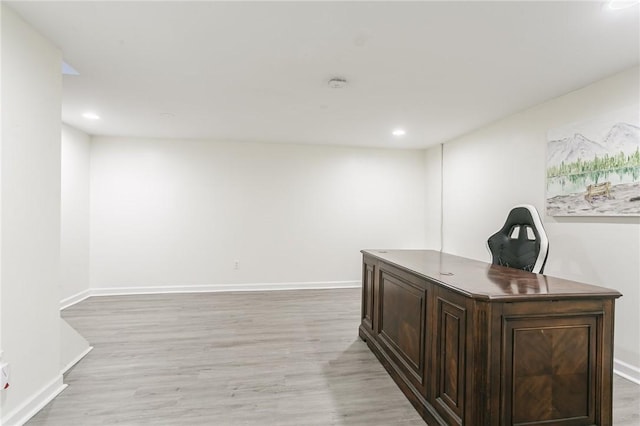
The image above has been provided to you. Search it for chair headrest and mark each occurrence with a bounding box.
[487,205,549,273]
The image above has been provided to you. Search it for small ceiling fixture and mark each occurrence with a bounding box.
[82,112,100,120]
[392,129,406,137]
[328,78,347,89]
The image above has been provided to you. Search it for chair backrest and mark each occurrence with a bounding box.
[487,205,549,274]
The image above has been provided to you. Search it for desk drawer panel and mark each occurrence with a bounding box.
[434,290,467,426]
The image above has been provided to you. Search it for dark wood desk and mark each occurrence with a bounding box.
[359,249,621,426]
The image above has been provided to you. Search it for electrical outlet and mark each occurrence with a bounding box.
[234,260,240,270]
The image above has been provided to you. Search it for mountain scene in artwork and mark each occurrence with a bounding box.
[547,123,639,168]
[546,121,640,216]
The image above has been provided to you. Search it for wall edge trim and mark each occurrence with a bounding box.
[614,358,640,385]
[61,346,93,375]
[1,375,66,426]
[59,289,91,310]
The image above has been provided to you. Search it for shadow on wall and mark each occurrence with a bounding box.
[546,214,640,287]
[543,231,600,285]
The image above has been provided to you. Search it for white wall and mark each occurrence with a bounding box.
[90,138,426,291]
[1,4,64,424]
[427,66,640,377]
[424,145,442,250]
[60,124,91,304]
[0,2,3,418]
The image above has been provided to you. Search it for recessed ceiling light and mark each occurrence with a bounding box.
[82,112,100,120]
[392,129,406,137]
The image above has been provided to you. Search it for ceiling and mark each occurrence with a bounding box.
[7,1,640,149]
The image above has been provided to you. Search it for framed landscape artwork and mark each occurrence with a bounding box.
[546,106,640,216]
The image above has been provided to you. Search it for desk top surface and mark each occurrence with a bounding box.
[362,249,621,301]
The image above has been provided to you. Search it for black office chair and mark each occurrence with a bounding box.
[487,205,549,274]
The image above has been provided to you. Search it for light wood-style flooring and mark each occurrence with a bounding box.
[27,289,639,425]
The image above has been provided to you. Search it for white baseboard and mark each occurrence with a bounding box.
[89,280,360,297]
[614,358,640,385]
[60,281,360,309]
[1,375,67,426]
[61,346,93,375]
[59,289,91,310]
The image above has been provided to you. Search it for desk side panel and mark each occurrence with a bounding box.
[500,300,611,426]
[361,256,376,335]
[376,264,430,394]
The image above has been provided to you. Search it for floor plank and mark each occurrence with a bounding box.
[26,289,639,425]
